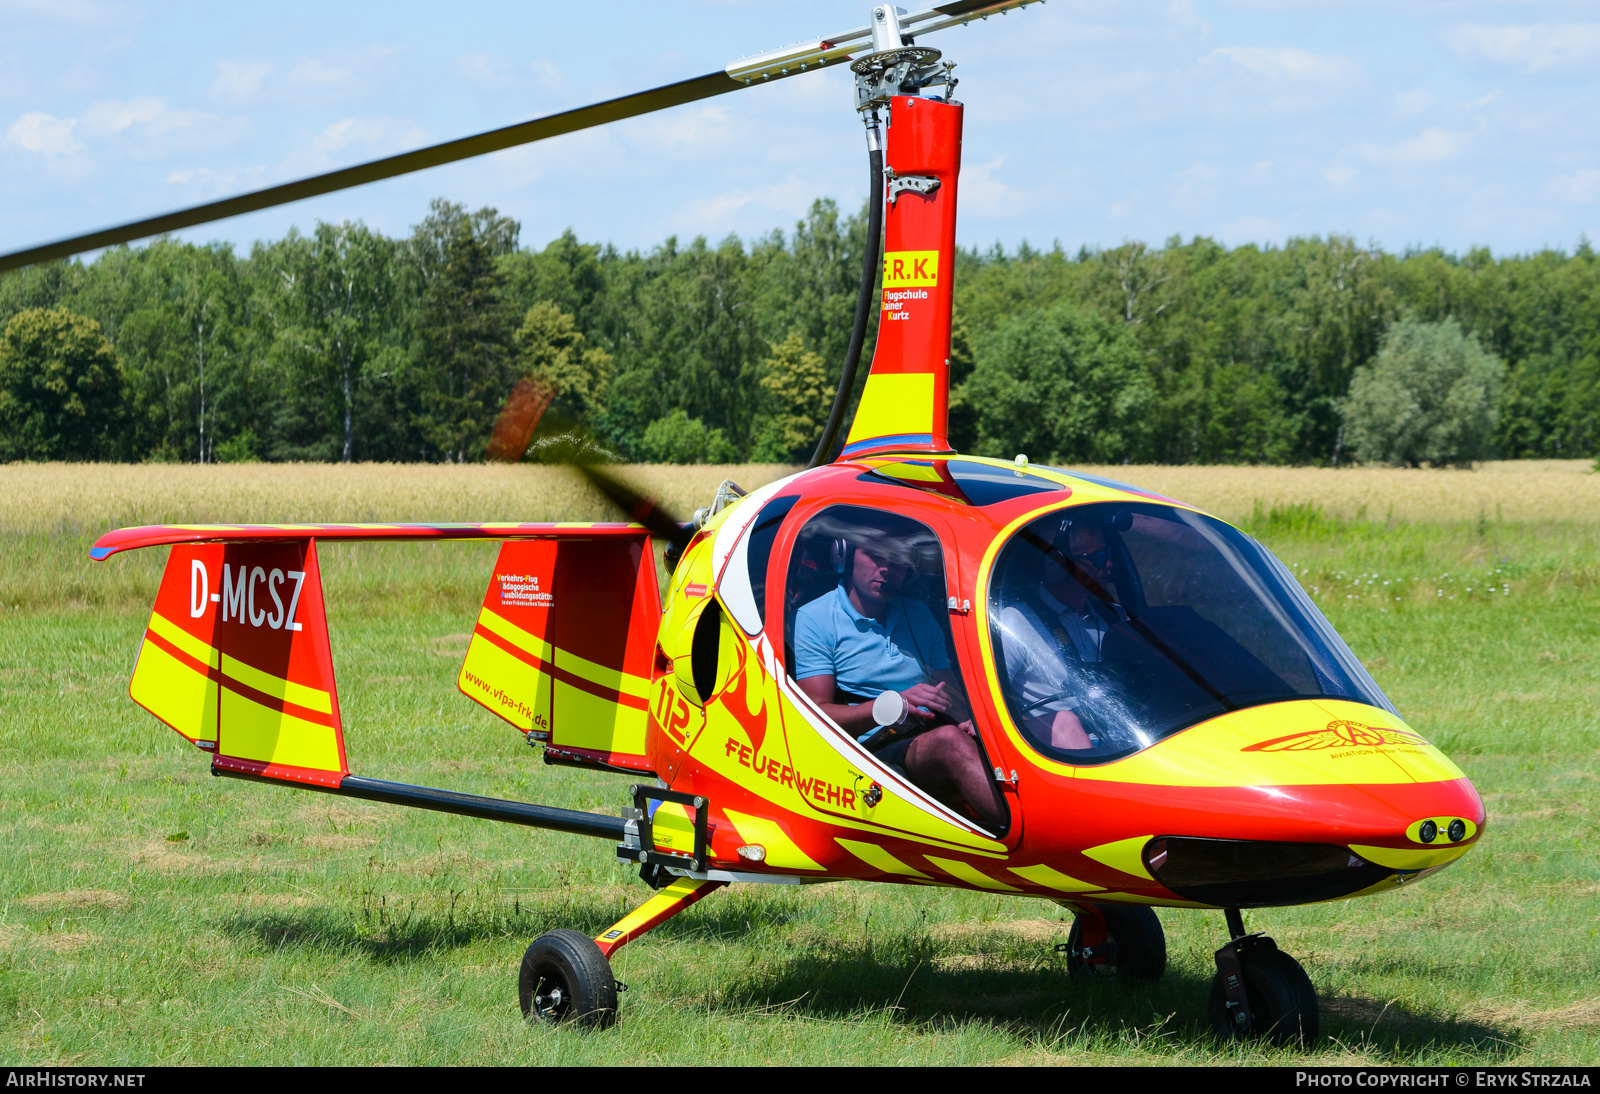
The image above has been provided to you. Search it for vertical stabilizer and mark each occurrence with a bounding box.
[842,94,963,458]
[132,540,349,787]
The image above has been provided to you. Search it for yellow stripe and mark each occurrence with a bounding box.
[479,605,648,699]
[147,611,218,668]
[219,652,332,715]
[596,877,713,943]
[1008,863,1103,892]
[218,688,341,771]
[836,838,930,877]
[725,809,824,871]
[557,646,649,700]
[1349,843,1470,871]
[1081,836,1156,880]
[477,606,553,660]
[845,373,935,444]
[925,855,1020,891]
[130,639,217,743]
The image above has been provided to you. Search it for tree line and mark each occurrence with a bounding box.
[1,196,1596,466]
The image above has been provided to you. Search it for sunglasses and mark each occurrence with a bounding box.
[1070,548,1110,569]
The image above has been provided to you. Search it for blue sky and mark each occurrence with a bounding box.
[3,1,1598,261]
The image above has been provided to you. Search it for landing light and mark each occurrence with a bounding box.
[737,844,767,862]
[1419,820,1438,843]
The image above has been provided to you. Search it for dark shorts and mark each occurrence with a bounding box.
[873,733,917,769]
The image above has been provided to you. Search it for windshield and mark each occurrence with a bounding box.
[987,502,1395,765]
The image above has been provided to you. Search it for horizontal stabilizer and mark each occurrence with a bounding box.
[91,521,648,560]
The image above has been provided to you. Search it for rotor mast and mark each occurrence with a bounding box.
[833,6,966,460]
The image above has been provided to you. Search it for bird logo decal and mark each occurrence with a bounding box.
[1241,719,1426,753]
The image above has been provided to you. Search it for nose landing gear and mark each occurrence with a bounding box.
[1207,908,1319,1046]
[1056,901,1168,981]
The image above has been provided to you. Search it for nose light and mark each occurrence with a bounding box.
[1407,816,1477,844]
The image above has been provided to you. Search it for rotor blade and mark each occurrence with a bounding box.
[578,463,694,553]
[0,70,745,273]
[0,0,1043,274]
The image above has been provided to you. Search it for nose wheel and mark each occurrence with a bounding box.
[1058,901,1168,981]
[1207,909,1319,1046]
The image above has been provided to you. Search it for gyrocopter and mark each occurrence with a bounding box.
[4,1,1486,1045]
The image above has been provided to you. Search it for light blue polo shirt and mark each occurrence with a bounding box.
[792,584,950,700]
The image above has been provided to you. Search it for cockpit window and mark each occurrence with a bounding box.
[987,502,1394,765]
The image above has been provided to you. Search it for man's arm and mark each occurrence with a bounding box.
[797,674,958,735]
[796,674,880,734]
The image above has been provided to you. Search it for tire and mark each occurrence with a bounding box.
[1065,903,1167,982]
[1207,947,1319,1047]
[518,929,618,1029]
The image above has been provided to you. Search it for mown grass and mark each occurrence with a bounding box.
[1,463,1597,1064]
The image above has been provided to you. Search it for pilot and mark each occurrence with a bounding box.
[791,530,1006,830]
[995,517,1130,751]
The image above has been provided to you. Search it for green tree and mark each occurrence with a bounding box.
[514,302,613,422]
[259,222,412,462]
[1343,316,1506,467]
[752,332,831,461]
[639,409,736,464]
[0,307,124,460]
[961,304,1153,464]
[411,200,520,461]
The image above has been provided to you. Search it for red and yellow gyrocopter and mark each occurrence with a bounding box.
[7,1,1485,1045]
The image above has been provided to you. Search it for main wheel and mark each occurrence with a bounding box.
[518,929,618,1029]
[1207,947,1319,1047]
[1065,903,1167,982]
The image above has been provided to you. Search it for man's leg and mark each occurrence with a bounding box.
[904,724,1007,830]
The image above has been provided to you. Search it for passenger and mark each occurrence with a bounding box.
[994,517,1130,751]
[791,530,1006,830]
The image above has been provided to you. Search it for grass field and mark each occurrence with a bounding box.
[2,461,1597,1065]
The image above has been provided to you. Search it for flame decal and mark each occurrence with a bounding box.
[712,632,768,755]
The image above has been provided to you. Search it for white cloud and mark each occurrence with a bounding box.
[1393,90,1433,120]
[211,59,272,101]
[678,177,815,234]
[959,156,1023,219]
[79,94,163,136]
[1361,128,1470,168]
[1325,164,1357,186]
[0,0,131,28]
[1548,170,1600,206]
[288,59,357,92]
[1447,23,1600,73]
[5,111,82,156]
[453,54,561,93]
[1209,46,1354,82]
[278,116,428,176]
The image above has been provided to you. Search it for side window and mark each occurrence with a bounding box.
[782,505,957,688]
[746,494,800,631]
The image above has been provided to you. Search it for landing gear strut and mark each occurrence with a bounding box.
[1207,908,1319,1046]
[520,875,725,1029]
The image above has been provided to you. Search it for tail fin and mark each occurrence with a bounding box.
[458,533,661,772]
[841,95,963,459]
[131,540,348,787]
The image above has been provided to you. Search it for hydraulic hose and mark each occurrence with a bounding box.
[808,124,885,468]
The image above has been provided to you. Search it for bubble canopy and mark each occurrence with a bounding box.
[986,502,1395,766]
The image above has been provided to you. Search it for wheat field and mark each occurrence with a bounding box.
[4,459,1593,536]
